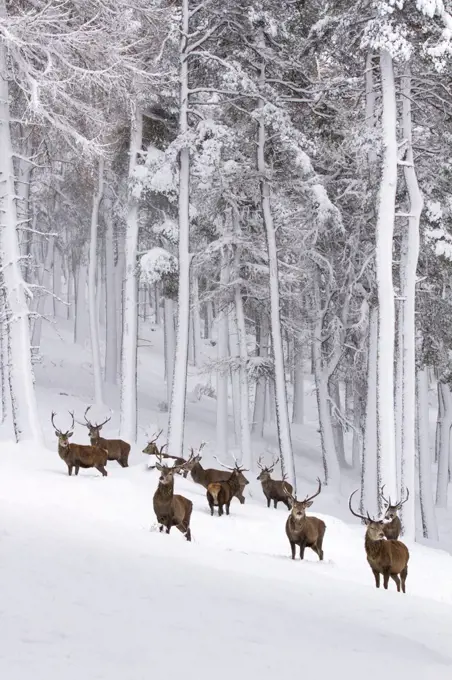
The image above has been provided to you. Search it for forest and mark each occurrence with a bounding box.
[2,0,452,548]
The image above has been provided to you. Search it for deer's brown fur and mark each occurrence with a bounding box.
[257,456,292,510]
[82,407,130,467]
[153,455,193,541]
[379,485,409,541]
[186,451,248,504]
[206,465,247,516]
[349,490,409,593]
[284,479,325,560]
[51,412,108,477]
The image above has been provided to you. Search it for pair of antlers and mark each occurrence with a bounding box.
[82,406,111,429]
[213,451,249,474]
[284,477,322,505]
[257,455,280,473]
[155,448,196,473]
[380,485,410,509]
[349,486,410,524]
[51,411,75,436]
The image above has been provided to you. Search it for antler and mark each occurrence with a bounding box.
[213,453,248,472]
[268,456,280,472]
[96,413,111,428]
[84,406,92,425]
[67,411,75,431]
[172,449,195,473]
[51,411,61,434]
[380,484,391,506]
[159,443,168,454]
[304,477,322,503]
[150,429,163,444]
[396,488,410,508]
[283,481,296,503]
[348,489,378,523]
[257,455,264,471]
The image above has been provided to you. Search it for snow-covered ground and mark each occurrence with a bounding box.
[1,320,452,678]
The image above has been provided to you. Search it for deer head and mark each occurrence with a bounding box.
[380,485,409,522]
[142,430,164,454]
[51,411,75,448]
[256,455,280,481]
[284,478,322,519]
[348,489,386,539]
[155,450,195,485]
[82,406,111,440]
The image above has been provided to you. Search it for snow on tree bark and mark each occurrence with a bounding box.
[167,0,191,457]
[257,34,295,491]
[375,49,398,499]
[216,246,230,459]
[104,193,117,384]
[252,312,269,437]
[88,158,105,405]
[436,382,451,508]
[292,342,304,425]
[399,63,423,538]
[362,305,379,516]
[233,246,252,470]
[417,367,438,541]
[120,108,143,443]
[0,32,41,442]
[164,297,175,408]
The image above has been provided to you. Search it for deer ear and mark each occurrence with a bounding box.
[68,431,74,437]
[305,500,313,508]
[155,463,163,472]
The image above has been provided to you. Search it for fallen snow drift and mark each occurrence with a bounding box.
[1,446,452,679]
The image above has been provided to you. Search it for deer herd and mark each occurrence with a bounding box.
[50,411,411,595]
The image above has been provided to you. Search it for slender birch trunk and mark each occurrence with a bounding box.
[252,312,269,437]
[31,235,55,352]
[292,342,304,425]
[229,303,241,445]
[167,0,191,457]
[164,297,176,407]
[192,274,202,367]
[362,305,379,516]
[398,63,423,538]
[216,247,230,458]
[257,32,295,490]
[74,249,89,345]
[352,391,363,470]
[376,49,398,498]
[0,27,41,441]
[120,109,143,442]
[53,244,64,317]
[88,159,104,405]
[233,248,252,470]
[417,368,438,540]
[104,193,117,384]
[436,382,451,508]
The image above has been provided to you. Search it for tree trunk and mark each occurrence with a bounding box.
[398,63,423,539]
[229,303,241,446]
[74,250,89,345]
[417,368,438,541]
[53,244,64,317]
[119,109,143,443]
[436,382,451,508]
[191,274,202,367]
[257,33,295,490]
[0,29,41,442]
[115,238,125,361]
[352,391,363,471]
[164,297,176,408]
[167,0,191,457]
[252,312,269,437]
[88,159,104,405]
[376,49,398,498]
[292,342,304,425]
[362,305,379,516]
[104,195,117,384]
[216,248,230,459]
[435,381,443,465]
[31,235,55,353]
[329,379,348,468]
[234,252,252,470]
[395,299,404,493]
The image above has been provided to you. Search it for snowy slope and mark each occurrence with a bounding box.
[1,446,452,679]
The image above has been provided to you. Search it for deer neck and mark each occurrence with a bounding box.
[365,533,385,558]
[289,513,306,531]
[157,479,174,503]
[191,462,205,483]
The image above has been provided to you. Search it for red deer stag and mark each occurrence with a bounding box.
[284,478,325,560]
[257,455,292,510]
[51,412,108,477]
[153,452,194,541]
[185,444,249,504]
[379,485,409,540]
[206,457,249,516]
[349,490,409,593]
[82,406,130,467]
[143,433,188,477]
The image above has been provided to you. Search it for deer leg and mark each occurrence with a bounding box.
[218,504,224,517]
[67,465,73,476]
[185,527,191,541]
[391,574,401,592]
[289,541,296,560]
[226,500,232,515]
[401,567,408,594]
[284,499,291,510]
[383,569,390,590]
[372,569,380,588]
[267,497,271,508]
[273,499,278,509]
[299,541,307,560]
[118,458,127,468]
[312,542,324,561]
[237,488,245,504]
[74,465,80,476]
[96,465,108,477]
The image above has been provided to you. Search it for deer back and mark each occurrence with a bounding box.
[263,477,292,500]
[91,435,130,460]
[62,442,108,467]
